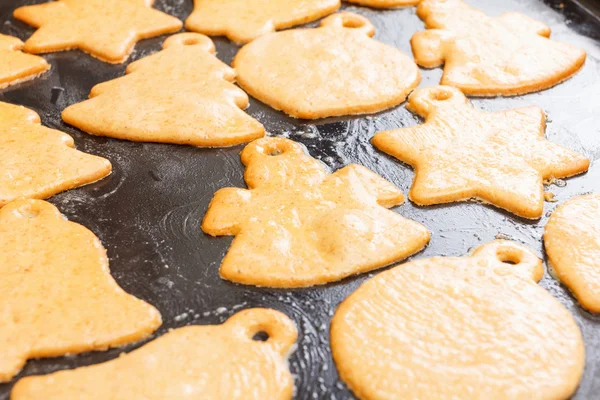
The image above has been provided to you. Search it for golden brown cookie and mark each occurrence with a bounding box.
[545,194,600,313]
[0,34,49,89]
[411,0,586,96]
[345,0,420,7]
[372,86,589,219]
[331,240,585,400]
[13,0,182,64]
[0,199,162,383]
[0,101,111,207]
[202,137,430,288]
[12,308,296,399]
[62,33,264,147]
[186,0,340,44]
[233,13,421,119]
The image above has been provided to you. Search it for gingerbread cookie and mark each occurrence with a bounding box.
[13,0,182,64]
[62,33,264,147]
[186,0,340,44]
[545,194,600,313]
[411,0,586,96]
[202,137,430,288]
[372,86,589,219]
[331,240,584,400]
[0,199,161,382]
[0,101,111,207]
[233,13,421,119]
[345,0,420,8]
[0,34,49,89]
[13,308,296,399]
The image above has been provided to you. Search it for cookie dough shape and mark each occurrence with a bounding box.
[234,13,421,119]
[545,194,600,313]
[0,101,111,207]
[372,86,589,219]
[411,0,586,96]
[202,137,430,288]
[13,308,296,399]
[345,0,420,8]
[13,0,182,64]
[62,33,264,147]
[0,34,49,89]
[0,199,162,383]
[186,0,340,44]
[331,240,585,400]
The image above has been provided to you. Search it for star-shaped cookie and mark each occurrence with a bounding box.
[0,34,49,89]
[411,0,586,95]
[186,0,340,43]
[0,101,111,207]
[202,137,430,288]
[13,0,182,63]
[372,86,590,219]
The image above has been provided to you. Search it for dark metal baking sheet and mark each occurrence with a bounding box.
[1,0,599,398]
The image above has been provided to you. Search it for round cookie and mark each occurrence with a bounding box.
[331,240,584,400]
[545,193,600,313]
[233,13,421,119]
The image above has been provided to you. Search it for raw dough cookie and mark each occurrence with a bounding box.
[233,13,421,119]
[62,33,264,147]
[202,137,430,288]
[186,0,340,43]
[0,34,49,89]
[13,0,182,64]
[331,240,584,400]
[545,194,600,313]
[0,199,162,383]
[411,0,586,95]
[12,308,296,400]
[372,86,589,219]
[345,0,420,8]
[0,101,111,207]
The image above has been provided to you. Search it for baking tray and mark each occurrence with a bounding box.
[1,0,599,398]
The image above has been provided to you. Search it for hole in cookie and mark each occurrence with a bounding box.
[268,148,283,156]
[252,331,270,342]
[342,18,365,29]
[496,248,522,265]
[180,37,203,46]
[431,90,452,101]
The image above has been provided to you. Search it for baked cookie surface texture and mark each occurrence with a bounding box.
[0,199,162,383]
[331,240,585,400]
[411,0,586,95]
[545,194,600,313]
[62,33,264,147]
[0,34,49,89]
[0,101,111,207]
[12,308,296,400]
[345,0,420,8]
[186,0,340,43]
[13,0,182,63]
[202,137,430,288]
[372,86,589,219]
[234,13,421,119]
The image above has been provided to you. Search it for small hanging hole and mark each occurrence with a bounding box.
[496,248,522,265]
[431,90,452,101]
[342,19,365,29]
[252,331,269,342]
[268,148,282,156]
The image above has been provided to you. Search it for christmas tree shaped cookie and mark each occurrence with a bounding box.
[0,34,49,89]
[62,33,264,147]
[13,0,182,63]
[545,194,600,313]
[372,86,590,219]
[234,13,421,119]
[0,101,111,207]
[345,0,420,8]
[0,199,162,382]
[186,0,340,43]
[13,308,296,399]
[411,0,586,95]
[202,137,430,288]
[331,240,584,400]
